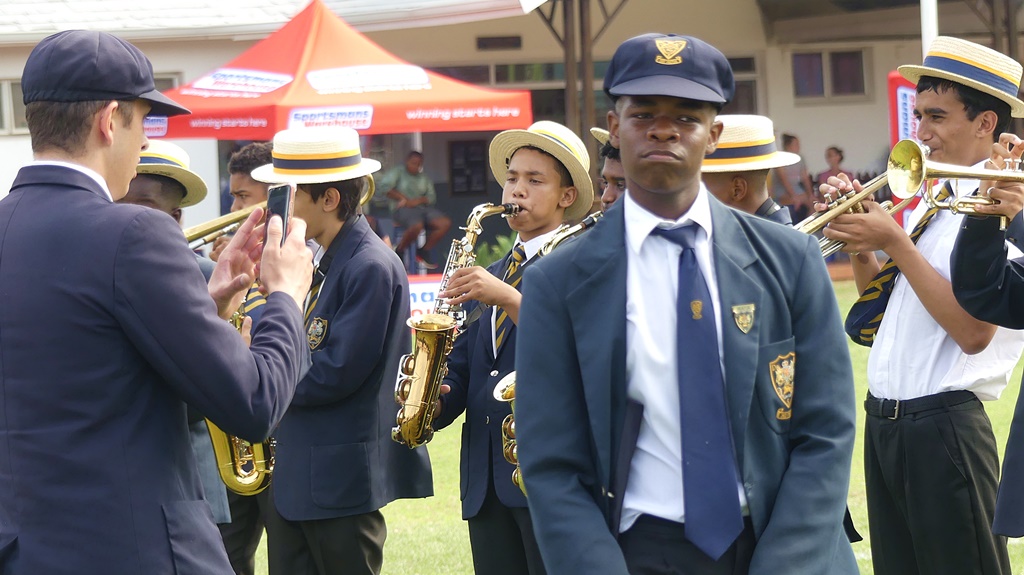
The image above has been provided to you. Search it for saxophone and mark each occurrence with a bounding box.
[392,202,520,448]
[494,211,604,494]
[206,301,276,495]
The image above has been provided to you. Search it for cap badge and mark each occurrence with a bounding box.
[655,39,686,65]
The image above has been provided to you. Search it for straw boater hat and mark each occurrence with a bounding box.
[252,127,381,205]
[590,127,610,145]
[136,139,207,207]
[701,115,800,173]
[899,36,1024,117]
[489,120,594,221]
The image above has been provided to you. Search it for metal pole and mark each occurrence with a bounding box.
[563,0,579,135]
[920,0,939,56]
[580,0,598,191]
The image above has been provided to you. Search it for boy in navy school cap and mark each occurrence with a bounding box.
[513,33,858,575]
[0,29,314,573]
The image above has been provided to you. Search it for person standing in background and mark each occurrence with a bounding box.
[815,146,854,188]
[771,134,814,221]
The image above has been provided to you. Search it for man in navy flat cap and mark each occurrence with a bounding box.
[0,30,315,573]
[514,33,858,574]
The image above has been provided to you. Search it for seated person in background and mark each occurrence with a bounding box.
[702,114,798,225]
[117,139,230,527]
[378,151,451,268]
[591,127,625,211]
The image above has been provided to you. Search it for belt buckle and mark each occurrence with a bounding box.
[887,399,900,420]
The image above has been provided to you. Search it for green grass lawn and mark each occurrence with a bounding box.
[249,279,1024,574]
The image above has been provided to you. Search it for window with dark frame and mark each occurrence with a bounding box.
[792,49,866,99]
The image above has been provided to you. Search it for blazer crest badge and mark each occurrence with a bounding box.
[655,39,686,65]
[307,317,328,350]
[732,303,755,334]
[769,352,795,420]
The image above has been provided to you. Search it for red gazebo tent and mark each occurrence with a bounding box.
[149,0,533,140]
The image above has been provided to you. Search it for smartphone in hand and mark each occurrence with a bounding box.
[265,183,295,247]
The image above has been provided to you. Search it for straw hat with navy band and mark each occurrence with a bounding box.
[137,139,208,207]
[489,120,595,222]
[702,115,800,173]
[899,36,1024,117]
[252,127,380,206]
[590,127,610,146]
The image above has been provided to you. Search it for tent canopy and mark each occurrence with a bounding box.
[151,0,533,140]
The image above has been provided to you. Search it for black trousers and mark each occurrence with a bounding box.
[619,515,755,575]
[218,488,270,575]
[467,479,546,575]
[864,391,1009,575]
[264,491,386,575]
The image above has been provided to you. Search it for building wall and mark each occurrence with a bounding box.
[0,0,1005,230]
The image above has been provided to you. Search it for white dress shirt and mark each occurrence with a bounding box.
[28,160,112,201]
[619,187,747,533]
[490,227,560,354]
[868,175,1024,401]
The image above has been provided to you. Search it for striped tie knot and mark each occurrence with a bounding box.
[495,244,527,352]
[845,181,952,346]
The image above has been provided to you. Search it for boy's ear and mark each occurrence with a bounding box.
[322,187,341,212]
[559,185,578,210]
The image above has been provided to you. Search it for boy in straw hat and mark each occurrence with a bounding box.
[591,127,626,211]
[823,36,1024,574]
[250,127,432,575]
[514,33,857,574]
[430,120,593,575]
[701,114,798,225]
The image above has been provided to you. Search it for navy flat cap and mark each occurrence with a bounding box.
[22,30,189,117]
[604,33,735,105]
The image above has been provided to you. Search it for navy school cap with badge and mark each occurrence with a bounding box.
[21,30,189,117]
[604,33,735,105]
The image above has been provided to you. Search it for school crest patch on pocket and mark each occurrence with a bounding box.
[308,317,328,350]
[769,352,795,420]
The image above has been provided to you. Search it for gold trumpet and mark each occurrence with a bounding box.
[887,139,1011,230]
[794,174,913,257]
[183,201,267,249]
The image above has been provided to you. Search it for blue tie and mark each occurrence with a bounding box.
[651,224,743,560]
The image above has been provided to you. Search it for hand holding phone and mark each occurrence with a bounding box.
[265,183,295,247]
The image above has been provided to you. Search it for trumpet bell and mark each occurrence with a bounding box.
[887,140,928,200]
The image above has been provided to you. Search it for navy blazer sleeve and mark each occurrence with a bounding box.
[289,255,400,407]
[114,210,309,442]
[951,216,1024,328]
[516,265,630,574]
[746,236,857,574]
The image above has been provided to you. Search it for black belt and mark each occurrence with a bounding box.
[864,390,977,420]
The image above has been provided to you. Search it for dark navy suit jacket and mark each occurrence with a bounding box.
[434,256,527,519]
[515,198,858,574]
[951,215,1024,536]
[272,216,432,522]
[0,165,310,574]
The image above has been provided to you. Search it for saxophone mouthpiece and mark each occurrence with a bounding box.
[502,203,520,218]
